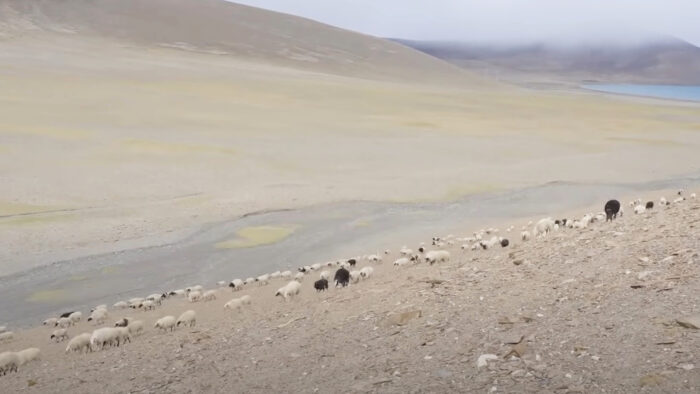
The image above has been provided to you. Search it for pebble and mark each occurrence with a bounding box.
[477,354,499,368]
[676,315,700,329]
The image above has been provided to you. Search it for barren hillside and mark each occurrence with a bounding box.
[0,0,475,83]
[0,191,698,392]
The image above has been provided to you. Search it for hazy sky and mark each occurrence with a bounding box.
[232,0,700,46]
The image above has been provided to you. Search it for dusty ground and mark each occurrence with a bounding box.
[1,190,698,393]
[2,33,700,275]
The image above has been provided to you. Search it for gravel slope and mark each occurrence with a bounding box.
[1,191,698,393]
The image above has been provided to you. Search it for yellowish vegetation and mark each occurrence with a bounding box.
[215,225,299,249]
[26,289,69,303]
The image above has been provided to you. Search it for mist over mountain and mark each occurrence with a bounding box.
[394,37,700,84]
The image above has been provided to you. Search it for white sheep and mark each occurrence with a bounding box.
[240,295,252,305]
[91,304,107,312]
[68,312,82,323]
[360,266,374,279]
[478,237,499,250]
[16,348,41,366]
[187,291,202,303]
[113,301,128,309]
[281,270,292,278]
[393,257,409,267]
[114,327,131,346]
[660,197,667,205]
[0,332,14,342]
[169,289,186,297]
[224,298,244,311]
[0,326,5,334]
[425,250,450,265]
[229,279,245,290]
[400,247,413,256]
[55,317,73,328]
[349,270,362,284]
[65,333,92,354]
[128,297,145,306]
[154,316,177,332]
[146,293,164,305]
[533,218,555,237]
[270,271,281,279]
[43,317,58,326]
[0,352,20,375]
[127,320,144,336]
[256,274,270,285]
[176,310,197,328]
[293,272,305,281]
[691,193,697,199]
[275,280,302,301]
[87,308,108,325]
[140,300,156,310]
[311,263,322,271]
[216,281,227,287]
[521,231,531,241]
[90,327,119,351]
[51,329,69,342]
[319,270,330,281]
[674,197,685,203]
[244,277,255,285]
[187,285,203,293]
[202,290,217,301]
[367,254,382,263]
[634,204,646,214]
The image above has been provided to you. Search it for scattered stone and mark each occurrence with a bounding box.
[513,259,524,266]
[385,310,422,326]
[637,270,654,280]
[435,369,452,378]
[676,315,700,329]
[504,342,527,359]
[678,363,694,371]
[477,354,499,368]
[639,374,665,387]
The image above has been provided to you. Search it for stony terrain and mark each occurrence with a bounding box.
[1,191,698,393]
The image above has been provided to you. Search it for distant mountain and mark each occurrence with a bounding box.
[0,0,477,84]
[393,38,700,85]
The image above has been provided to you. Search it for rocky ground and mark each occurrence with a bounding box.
[1,192,698,393]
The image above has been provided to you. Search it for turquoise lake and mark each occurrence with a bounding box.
[582,84,700,102]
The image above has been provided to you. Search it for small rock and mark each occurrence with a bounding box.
[638,256,650,263]
[639,374,665,387]
[676,315,700,329]
[386,309,422,326]
[424,355,433,360]
[513,259,523,266]
[678,363,695,371]
[435,369,452,378]
[637,270,654,280]
[477,354,499,368]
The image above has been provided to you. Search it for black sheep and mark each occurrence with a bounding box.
[646,201,654,209]
[314,278,329,292]
[334,268,350,287]
[347,259,356,267]
[604,199,621,222]
[500,238,509,247]
[59,311,75,319]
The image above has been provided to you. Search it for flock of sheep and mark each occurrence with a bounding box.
[0,189,695,376]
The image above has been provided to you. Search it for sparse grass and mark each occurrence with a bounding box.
[215,225,298,249]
